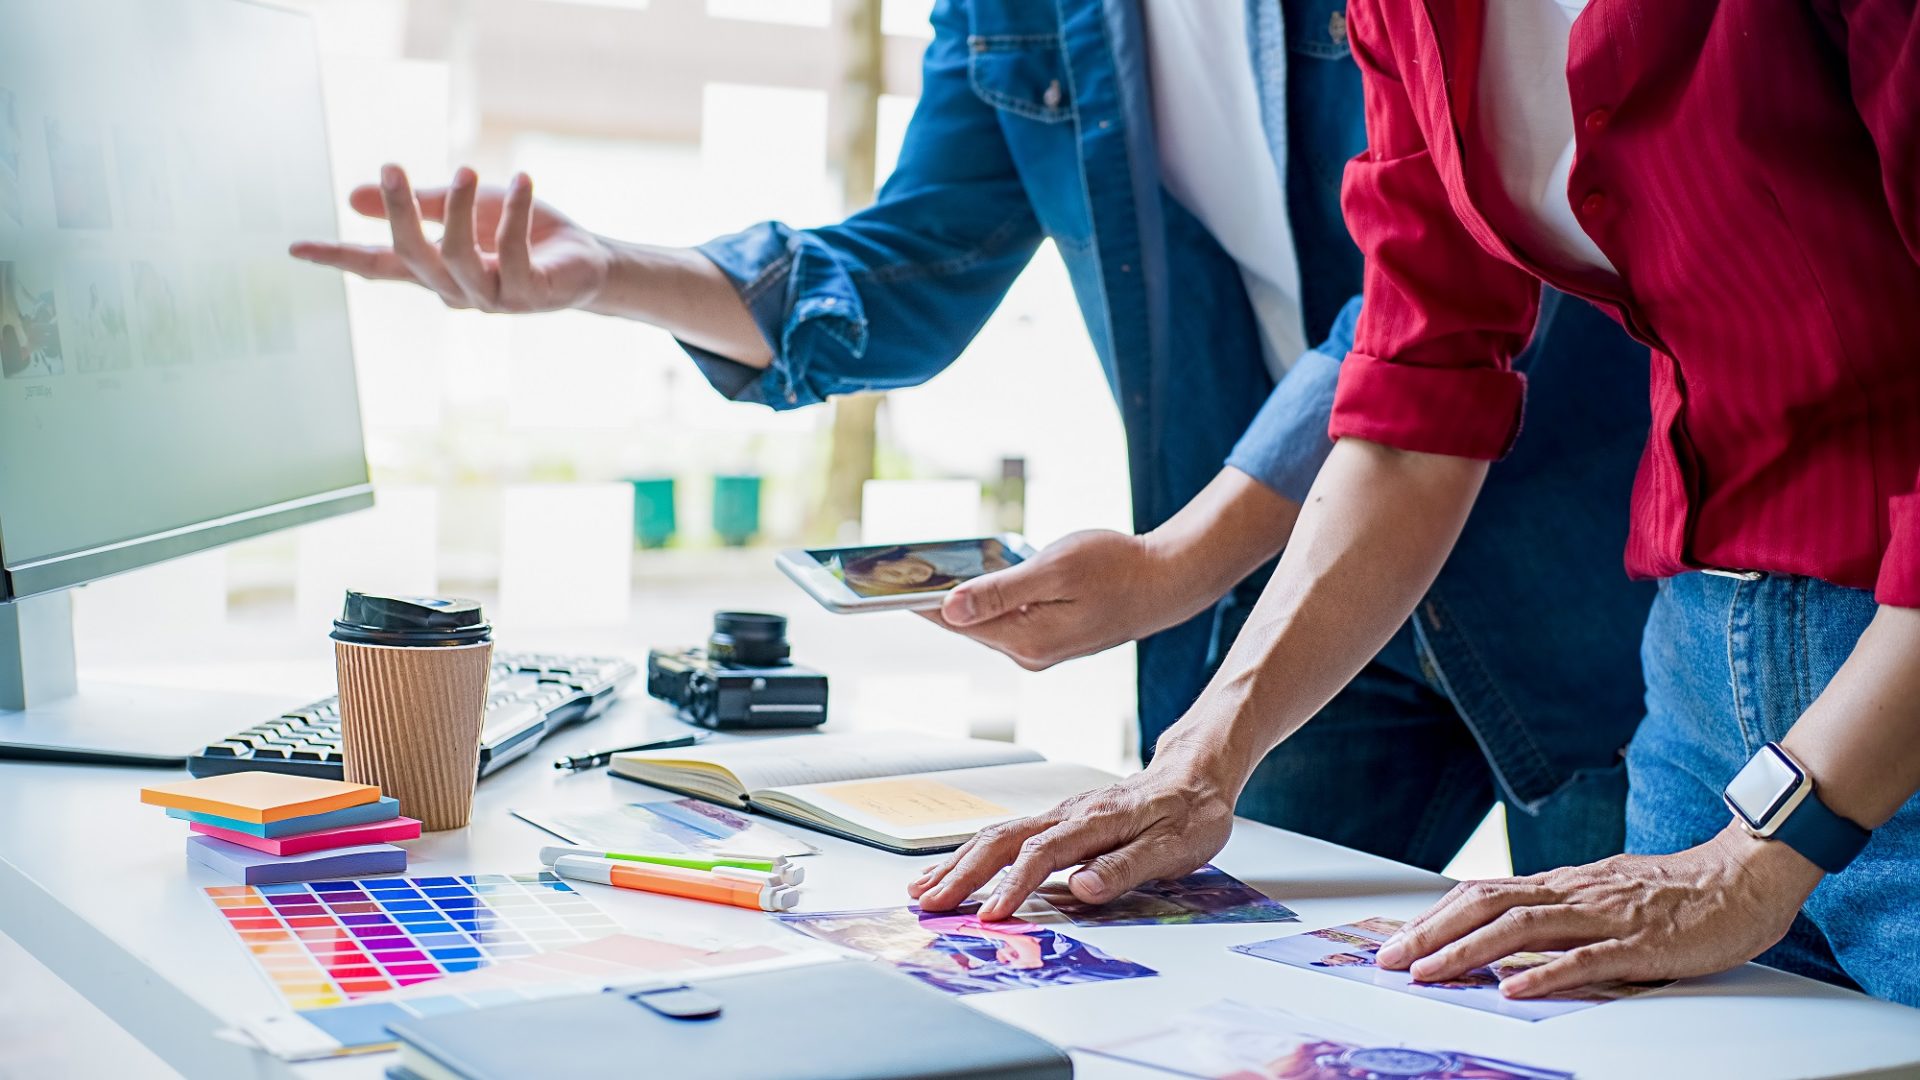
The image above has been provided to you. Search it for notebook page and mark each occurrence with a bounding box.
[622,732,1042,795]
[758,761,1120,846]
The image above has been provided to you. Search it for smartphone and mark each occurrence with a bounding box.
[776,534,1037,613]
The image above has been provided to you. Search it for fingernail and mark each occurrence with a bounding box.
[1068,869,1103,898]
[381,164,400,191]
[945,591,975,624]
[1377,942,1406,966]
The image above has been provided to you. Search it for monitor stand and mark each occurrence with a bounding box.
[0,591,291,766]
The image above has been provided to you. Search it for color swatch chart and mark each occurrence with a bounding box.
[205,872,620,1010]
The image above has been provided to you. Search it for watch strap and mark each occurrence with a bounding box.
[1772,791,1871,874]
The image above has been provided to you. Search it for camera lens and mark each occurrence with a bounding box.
[708,611,791,668]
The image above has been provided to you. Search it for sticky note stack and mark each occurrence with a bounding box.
[140,772,421,884]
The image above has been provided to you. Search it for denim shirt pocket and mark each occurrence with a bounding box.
[1283,0,1352,60]
[967,35,1075,124]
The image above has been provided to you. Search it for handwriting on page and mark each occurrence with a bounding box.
[815,779,1011,827]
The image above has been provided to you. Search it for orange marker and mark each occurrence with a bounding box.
[550,855,800,912]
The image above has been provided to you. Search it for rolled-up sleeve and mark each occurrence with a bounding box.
[1226,295,1358,502]
[685,225,871,408]
[1330,0,1541,461]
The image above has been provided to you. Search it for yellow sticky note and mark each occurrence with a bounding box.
[816,778,1010,827]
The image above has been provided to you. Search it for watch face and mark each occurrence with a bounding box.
[1725,744,1805,827]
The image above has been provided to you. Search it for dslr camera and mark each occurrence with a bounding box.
[646,612,829,730]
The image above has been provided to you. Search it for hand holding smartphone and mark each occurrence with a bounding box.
[777,534,1036,613]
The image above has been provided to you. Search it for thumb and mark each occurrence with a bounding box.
[1067,840,1195,905]
[942,557,1050,627]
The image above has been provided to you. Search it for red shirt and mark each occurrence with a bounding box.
[1330,0,1920,607]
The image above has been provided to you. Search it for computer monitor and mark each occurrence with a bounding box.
[0,0,371,761]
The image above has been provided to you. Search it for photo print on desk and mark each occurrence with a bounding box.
[775,904,1156,996]
[1233,917,1669,1022]
[0,261,63,378]
[0,88,22,227]
[112,124,175,231]
[1034,864,1298,927]
[1083,999,1575,1080]
[514,798,819,861]
[205,871,620,1011]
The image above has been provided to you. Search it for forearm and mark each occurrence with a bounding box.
[1154,439,1485,786]
[585,240,773,367]
[1779,605,1920,829]
[1139,467,1302,626]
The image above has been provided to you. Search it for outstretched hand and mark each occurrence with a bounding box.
[289,164,612,313]
[907,756,1236,921]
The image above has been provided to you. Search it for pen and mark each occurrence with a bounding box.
[538,844,804,885]
[551,854,800,912]
[553,733,705,772]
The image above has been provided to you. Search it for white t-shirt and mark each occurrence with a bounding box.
[1475,0,1615,274]
[1140,0,1305,379]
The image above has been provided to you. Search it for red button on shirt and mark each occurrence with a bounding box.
[1584,107,1610,133]
[1333,0,1920,607]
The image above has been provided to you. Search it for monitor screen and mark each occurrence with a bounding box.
[0,0,368,593]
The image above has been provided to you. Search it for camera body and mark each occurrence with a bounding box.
[646,612,828,730]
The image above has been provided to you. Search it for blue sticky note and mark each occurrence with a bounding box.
[168,797,401,838]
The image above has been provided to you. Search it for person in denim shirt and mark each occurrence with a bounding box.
[294,0,1651,880]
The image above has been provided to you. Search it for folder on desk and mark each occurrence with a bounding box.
[384,960,1072,1080]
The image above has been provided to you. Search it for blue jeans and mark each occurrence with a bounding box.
[1627,572,1920,1006]
[1234,623,1629,877]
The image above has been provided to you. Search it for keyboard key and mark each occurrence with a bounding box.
[200,742,249,758]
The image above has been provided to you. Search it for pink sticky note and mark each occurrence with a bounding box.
[190,815,422,855]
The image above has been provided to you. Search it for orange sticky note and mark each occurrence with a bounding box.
[140,772,378,824]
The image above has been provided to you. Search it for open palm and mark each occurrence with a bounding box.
[290,165,610,313]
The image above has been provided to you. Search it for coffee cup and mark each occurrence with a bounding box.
[330,591,492,831]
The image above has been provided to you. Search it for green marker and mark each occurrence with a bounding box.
[537,845,804,886]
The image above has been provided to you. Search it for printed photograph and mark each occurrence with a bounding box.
[1083,999,1577,1080]
[810,538,1020,598]
[62,262,131,372]
[113,125,175,230]
[131,261,193,366]
[1035,864,1298,927]
[0,262,65,378]
[775,905,1156,996]
[0,88,23,228]
[194,262,248,363]
[246,260,296,354]
[44,118,113,229]
[1232,917,1669,1022]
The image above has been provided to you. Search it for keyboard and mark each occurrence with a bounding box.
[185,651,637,780]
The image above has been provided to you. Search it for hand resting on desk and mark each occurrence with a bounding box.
[909,750,1235,922]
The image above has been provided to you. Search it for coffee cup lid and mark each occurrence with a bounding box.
[331,591,491,647]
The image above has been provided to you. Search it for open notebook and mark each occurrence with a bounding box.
[610,732,1117,855]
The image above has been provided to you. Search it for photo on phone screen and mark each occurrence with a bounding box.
[807,538,1023,599]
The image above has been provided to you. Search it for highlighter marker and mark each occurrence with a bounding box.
[536,845,802,884]
[551,855,800,912]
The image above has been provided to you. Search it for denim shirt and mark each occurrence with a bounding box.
[685,0,1656,811]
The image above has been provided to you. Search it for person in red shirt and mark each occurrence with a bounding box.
[912,0,1920,1006]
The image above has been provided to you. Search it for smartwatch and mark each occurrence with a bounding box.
[1722,742,1871,874]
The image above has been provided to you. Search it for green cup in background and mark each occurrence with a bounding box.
[630,477,677,548]
[712,474,762,547]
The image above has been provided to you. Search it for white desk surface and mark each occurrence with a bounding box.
[4,693,1919,1080]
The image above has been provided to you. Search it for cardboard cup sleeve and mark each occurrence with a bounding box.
[334,640,493,831]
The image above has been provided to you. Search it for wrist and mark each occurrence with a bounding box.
[1714,821,1826,898]
[579,236,647,319]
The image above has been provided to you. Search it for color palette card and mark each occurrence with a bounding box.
[205,872,621,1011]
[143,772,378,823]
[192,816,423,856]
